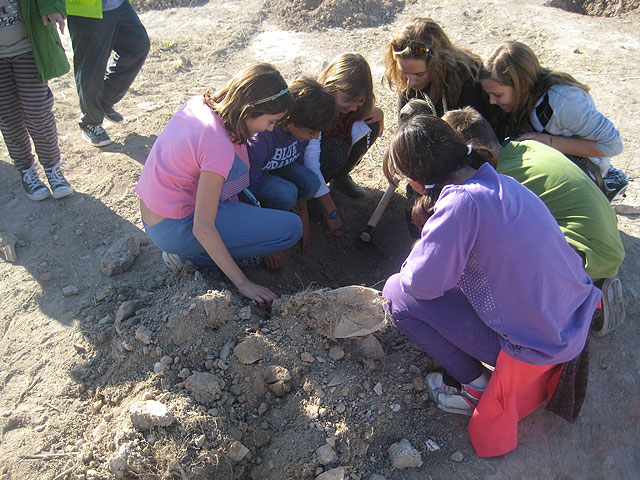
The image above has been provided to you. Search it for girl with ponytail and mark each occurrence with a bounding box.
[382,113,600,457]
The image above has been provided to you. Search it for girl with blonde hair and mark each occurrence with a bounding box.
[383,17,500,127]
[481,41,626,200]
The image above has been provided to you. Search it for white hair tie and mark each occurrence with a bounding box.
[424,183,435,190]
[467,144,473,155]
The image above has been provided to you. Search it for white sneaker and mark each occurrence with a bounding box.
[426,371,485,416]
[162,251,184,271]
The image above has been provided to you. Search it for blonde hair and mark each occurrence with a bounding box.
[383,17,482,106]
[318,53,374,121]
[204,63,292,144]
[481,41,589,130]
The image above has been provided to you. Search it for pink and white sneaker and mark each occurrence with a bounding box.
[426,371,485,416]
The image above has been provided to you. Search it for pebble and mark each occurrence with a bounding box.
[388,439,422,469]
[316,444,338,465]
[301,352,315,363]
[135,327,153,345]
[451,450,464,462]
[98,315,112,325]
[315,467,345,480]
[185,372,224,403]
[238,306,251,320]
[390,404,401,412]
[142,392,155,401]
[63,285,79,296]
[328,346,344,360]
[194,434,206,448]
[153,362,166,373]
[40,272,52,282]
[101,233,140,277]
[156,392,171,402]
[425,439,440,452]
[336,403,346,414]
[226,441,249,462]
[129,401,173,430]
[160,356,173,365]
[373,382,383,396]
[178,368,191,379]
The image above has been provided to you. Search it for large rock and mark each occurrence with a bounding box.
[129,401,173,431]
[101,233,140,277]
[388,439,422,469]
[185,372,225,403]
[275,286,386,338]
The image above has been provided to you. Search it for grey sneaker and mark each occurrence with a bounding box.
[426,371,485,416]
[80,124,113,147]
[20,163,51,201]
[44,162,73,199]
[102,104,124,124]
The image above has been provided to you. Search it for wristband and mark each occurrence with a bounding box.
[328,209,339,220]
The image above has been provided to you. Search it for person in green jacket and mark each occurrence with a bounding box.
[0,0,73,201]
[440,105,625,338]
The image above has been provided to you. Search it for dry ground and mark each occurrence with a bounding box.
[1,1,639,479]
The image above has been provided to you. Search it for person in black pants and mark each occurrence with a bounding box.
[67,0,149,147]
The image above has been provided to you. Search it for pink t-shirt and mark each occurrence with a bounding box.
[135,96,250,219]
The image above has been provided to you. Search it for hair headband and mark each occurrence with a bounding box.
[254,87,289,105]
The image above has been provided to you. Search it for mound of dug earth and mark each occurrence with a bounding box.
[265,0,405,31]
[547,0,639,16]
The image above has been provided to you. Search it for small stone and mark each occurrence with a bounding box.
[425,439,440,452]
[257,403,268,415]
[185,372,225,403]
[142,392,155,401]
[160,355,173,365]
[226,441,249,462]
[370,475,386,480]
[129,401,173,430]
[316,444,337,465]
[451,450,464,462]
[153,362,166,373]
[301,352,315,363]
[115,301,137,323]
[40,273,52,282]
[328,346,344,360]
[390,404,401,412]
[98,315,112,325]
[336,403,346,414]
[101,233,140,277]
[388,439,422,469]
[156,392,171,402]
[194,434,206,448]
[238,306,251,320]
[315,467,345,480]
[135,327,153,345]
[354,335,384,360]
[63,285,79,296]
[373,382,383,396]
[178,368,191,379]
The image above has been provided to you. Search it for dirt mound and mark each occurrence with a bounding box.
[132,0,207,13]
[264,0,405,31]
[547,0,639,16]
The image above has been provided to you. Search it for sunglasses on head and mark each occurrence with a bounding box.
[391,39,430,57]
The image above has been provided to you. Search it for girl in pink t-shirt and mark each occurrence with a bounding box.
[136,64,302,304]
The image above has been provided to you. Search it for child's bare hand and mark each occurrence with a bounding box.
[262,253,282,271]
[42,13,65,34]
[237,281,278,305]
[364,106,385,135]
[327,215,343,235]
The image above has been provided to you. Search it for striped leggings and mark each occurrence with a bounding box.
[0,51,60,171]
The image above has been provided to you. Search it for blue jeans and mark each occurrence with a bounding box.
[144,199,302,269]
[383,273,501,384]
[68,1,150,126]
[252,162,320,211]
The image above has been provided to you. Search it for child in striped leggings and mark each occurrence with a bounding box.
[0,0,73,201]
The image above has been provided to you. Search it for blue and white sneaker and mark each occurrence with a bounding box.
[20,163,51,201]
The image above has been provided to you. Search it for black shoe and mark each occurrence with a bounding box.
[20,163,51,201]
[331,174,366,198]
[603,167,628,202]
[43,162,73,199]
[102,104,124,124]
[80,124,113,147]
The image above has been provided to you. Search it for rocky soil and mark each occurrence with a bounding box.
[1,1,639,479]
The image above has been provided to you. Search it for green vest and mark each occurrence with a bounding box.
[65,0,103,19]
